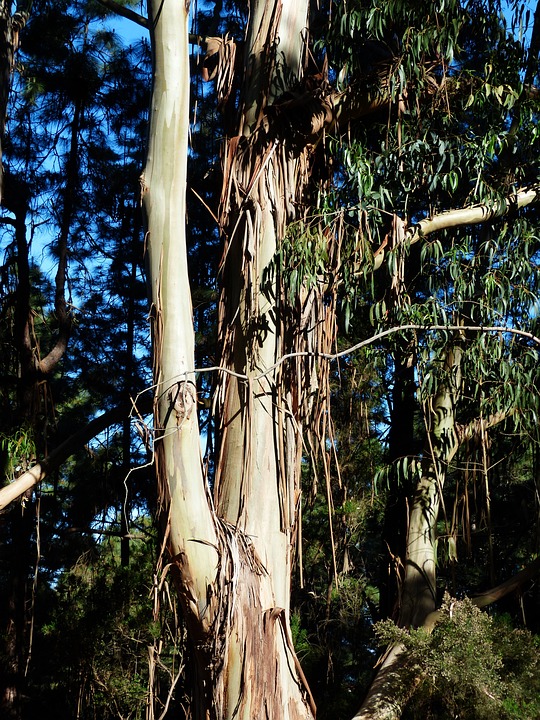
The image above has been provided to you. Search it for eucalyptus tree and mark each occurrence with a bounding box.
[140,0,540,715]
[332,1,540,716]
[68,0,540,717]
[142,0,322,710]
[2,0,540,718]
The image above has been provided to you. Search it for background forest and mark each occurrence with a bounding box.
[0,0,539,719]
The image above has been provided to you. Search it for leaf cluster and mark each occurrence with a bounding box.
[375,594,540,720]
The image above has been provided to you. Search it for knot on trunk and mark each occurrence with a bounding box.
[168,380,197,425]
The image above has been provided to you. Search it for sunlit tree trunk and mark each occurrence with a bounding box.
[214,0,310,609]
[400,345,462,629]
[142,0,315,716]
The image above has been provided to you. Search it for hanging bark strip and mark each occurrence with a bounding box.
[215,0,312,600]
[142,0,318,716]
[0,1,32,204]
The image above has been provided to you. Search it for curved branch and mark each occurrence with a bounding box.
[472,555,540,608]
[0,396,151,511]
[252,324,540,380]
[407,185,540,242]
[374,185,540,269]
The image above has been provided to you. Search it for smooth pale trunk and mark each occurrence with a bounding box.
[401,350,461,629]
[142,0,218,625]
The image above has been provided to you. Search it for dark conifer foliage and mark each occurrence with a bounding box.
[0,3,154,716]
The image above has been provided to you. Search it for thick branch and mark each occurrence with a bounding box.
[96,0,148,29]
[351,643,417,720]
[355,557,540,720]
[456,409,511,446]
[373,185,540,269]
[0,397,150,511]
[408,186,540,242]
[472,555,540,608]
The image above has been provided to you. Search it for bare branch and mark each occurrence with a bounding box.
[456,409,512,446]
[472,556,540,607]
[408,185,540,242]
[96,0,148,29]
[252,324,540,380]
[374,185,540,269]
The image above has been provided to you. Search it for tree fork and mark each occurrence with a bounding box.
[143,0,315,715]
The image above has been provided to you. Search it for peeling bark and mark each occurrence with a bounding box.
[143,0,316,716]
[0,1,32,204]
[214,0,319,610]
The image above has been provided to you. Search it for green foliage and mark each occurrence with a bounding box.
[276,221,330,302]
[1,0,539,717]
[27,535,186,720]
[315,3,540,667]
[0,429,36,485]
[375,595,540,719]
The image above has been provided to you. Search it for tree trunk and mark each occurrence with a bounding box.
[379,354,417,620]
[214,0,311,608]
[356,346,462,719]
[142,0,315,716]
[400,346,461,628]
[0,1,32,203]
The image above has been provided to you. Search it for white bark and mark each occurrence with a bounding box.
[401,347,461,628]
[408,185,540,242]
[142,0,218,626]
[352,644,415,720]
[0,464,43,510]
[374,185,540,270]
